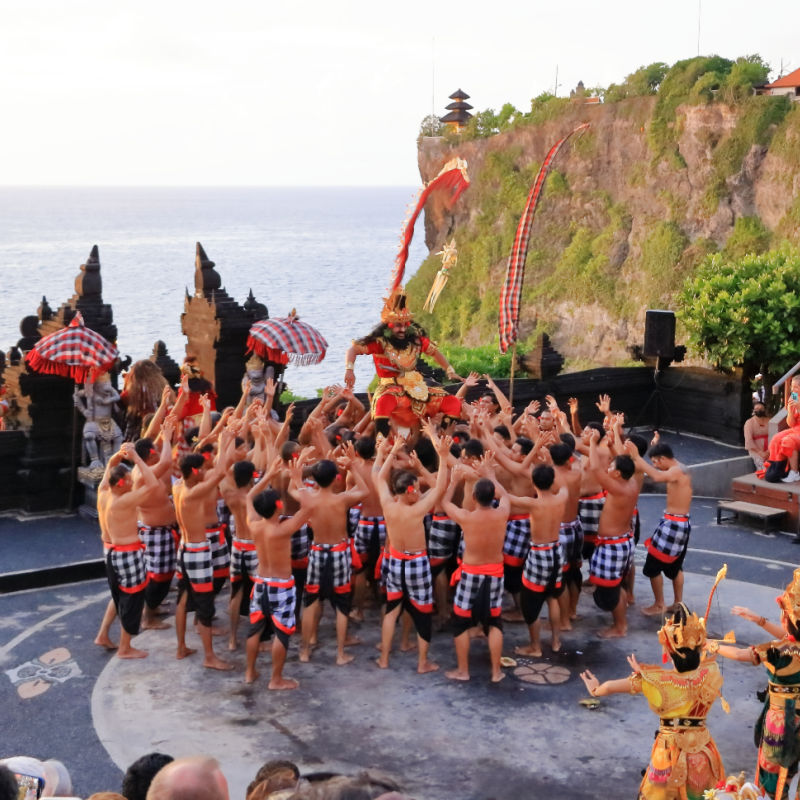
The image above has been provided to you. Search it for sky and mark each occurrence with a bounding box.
[0,0,798,186]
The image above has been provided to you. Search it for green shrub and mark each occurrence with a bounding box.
[722,216,771,259]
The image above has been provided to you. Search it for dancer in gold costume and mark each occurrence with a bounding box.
[581,602,726,799]
[714,568,800,799]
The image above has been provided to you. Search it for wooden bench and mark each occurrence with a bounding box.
[716,500,787,533]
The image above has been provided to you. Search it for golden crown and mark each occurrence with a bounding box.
[657,603,707,654]
[381,286,414,326]
[778,568,800,625]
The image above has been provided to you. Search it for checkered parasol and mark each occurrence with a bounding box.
[25,312,119,382]
[247,311,328,367]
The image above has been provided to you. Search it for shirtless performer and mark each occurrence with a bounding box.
[506,464,568,655]
[347,437,386,619]
[549,442,583,628]
[298,458,369,665]
[132,425,177,630]
[575,423,612,561]
[245,461,312,689]
[626,439,693,617]
[173,428,235,670]
[97,442,162,659]
[441,469,509,682]
[374,427,450,674]
[587,430,640,638]
[222,460,258,650]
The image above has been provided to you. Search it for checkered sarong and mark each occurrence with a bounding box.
[251,576,297,635]
[205,524,230,579]
[348,503,362,535]
[503,515,531,566]
[453,563,504,618]
[231,536,258,582]
[306,541,352,595]
[138,523,178,579]
[578,491,606,543]
[646,514,691,563]
[291,524,312,568]
[558,518,584,570]
[522,541,563,591]
[177,541,214,592]
[428,514,461,564]
[354,515,386,557]
[589,533,634,587]
[107,542,148,593]
[385,548,433,612]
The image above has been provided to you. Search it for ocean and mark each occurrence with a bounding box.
[0,187,428,398]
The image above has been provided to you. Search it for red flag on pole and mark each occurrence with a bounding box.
[498,124,589,353]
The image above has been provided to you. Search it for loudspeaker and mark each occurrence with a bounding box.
[643,309,675,359]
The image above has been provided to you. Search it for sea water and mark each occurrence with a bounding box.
[0,187,428,398]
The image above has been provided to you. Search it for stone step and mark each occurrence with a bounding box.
[730,473,800,533]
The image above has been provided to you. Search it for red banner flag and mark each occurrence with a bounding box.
[498,123,589,353]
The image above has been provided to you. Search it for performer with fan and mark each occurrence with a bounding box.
[344,159,470,438]
[581,591,728,800]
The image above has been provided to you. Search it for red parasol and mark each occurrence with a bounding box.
[25,312,119,383]
[247,310,328,367]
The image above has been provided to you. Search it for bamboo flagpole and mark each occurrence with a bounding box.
[498,123,589,401]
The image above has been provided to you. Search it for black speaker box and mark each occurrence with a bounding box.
[643,309,675,359]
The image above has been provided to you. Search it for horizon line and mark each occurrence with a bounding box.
[0,184,421,190]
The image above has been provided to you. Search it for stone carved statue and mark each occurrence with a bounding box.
[74,372,123,475]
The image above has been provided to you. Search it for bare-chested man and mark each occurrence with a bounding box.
[245,460,312,689]
[587,430,640,638]
[222,460,257,650]
[97,442,162,659]
[441,468,509,682]
[549,442,583,628]
[626,439,693,616]
[575,422,612,561]
[506,464,568,655]
[132,422,177,630]
[298,457,369,665]
[374,428,450,674]
[173,428,235,670]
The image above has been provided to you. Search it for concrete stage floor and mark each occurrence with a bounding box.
[1,492,796,799]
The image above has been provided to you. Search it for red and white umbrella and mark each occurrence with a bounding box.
[246,310,328,367]
[25,312,119,383]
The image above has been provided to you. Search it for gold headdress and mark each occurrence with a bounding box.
[777,567,800,626]
[245,353,265,371]
[658,564,729,655]
[381,286,414,326]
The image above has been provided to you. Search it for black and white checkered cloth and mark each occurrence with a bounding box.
[558,518,584,570]
[205,525,230,578]
[348,503,362,535]
[589,533,634,587]
[306,542,352,595]
[646,514,691,561]
[428,514,461,563]
[251,576,297,635]
[138,523,178,578]
[503,516,531,565]
[385,549,433,612]
[231,537,258,582]
[453,565,504,619]
[522,541,563,591]
[107,543,148,592]
[216,498,232,531]
[291,524,312,566]
[177,541,214,592]
[354,515,386,557]
[578,492,606,541]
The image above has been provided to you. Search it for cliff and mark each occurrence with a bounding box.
[409,90,800,367]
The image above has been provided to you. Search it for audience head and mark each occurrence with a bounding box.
[0,756,72,798]
[122,752,174,800]
[0,765,18,800]
[246,760,300,800]
[145,756,228,800]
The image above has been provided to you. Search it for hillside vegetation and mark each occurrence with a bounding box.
[408,55,800,369]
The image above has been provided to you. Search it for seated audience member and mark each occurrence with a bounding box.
[122,753,174,800]
[246,760,300,799]
[0,765,18,800]
[765,376,800,482]
[145,756,229,800]
[743,401,769,470]
[0,756,72,798]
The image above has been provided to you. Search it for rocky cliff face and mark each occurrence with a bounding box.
[410,96,800,366]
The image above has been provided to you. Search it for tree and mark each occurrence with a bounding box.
[419,114,444,137]
[678,248,800,388]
